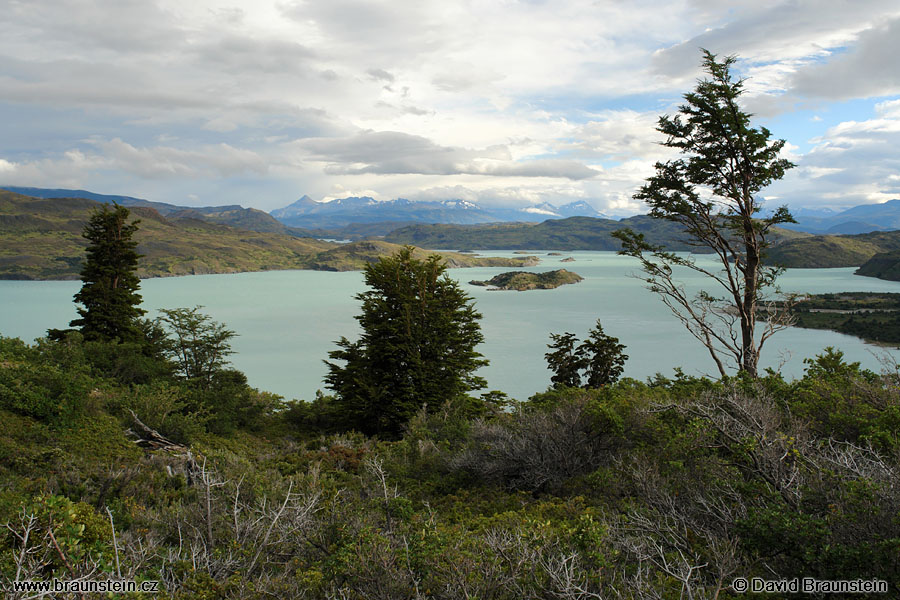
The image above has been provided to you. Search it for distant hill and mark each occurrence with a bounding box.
[269,195,606,229]
[2,186,610,233]
[782,199,900,235]
[766,230,900,268]
[0,186,315,238]
[855,251,900,281]
[380,215,806,252]
[0,191,536,279]
[305,240,539,272]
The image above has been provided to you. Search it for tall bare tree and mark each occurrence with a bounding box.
[613,50,795,377]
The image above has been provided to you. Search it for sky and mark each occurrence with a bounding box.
[1,0,899,216]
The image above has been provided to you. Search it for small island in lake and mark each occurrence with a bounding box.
[469,269,583,291]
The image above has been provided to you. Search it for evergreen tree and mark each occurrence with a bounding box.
[545,332,585,388]
[70,203,145,342]
[545,320,627,389]
[580,321,628,388]
[325,247,487,436]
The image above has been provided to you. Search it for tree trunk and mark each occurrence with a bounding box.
[741,214,760,377]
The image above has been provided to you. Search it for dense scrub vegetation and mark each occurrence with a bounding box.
[2,328,899,598]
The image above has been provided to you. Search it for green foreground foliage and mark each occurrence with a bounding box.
[2,329,899,598]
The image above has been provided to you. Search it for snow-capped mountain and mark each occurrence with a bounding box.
[270,196,605,228]
[558,200,605,218]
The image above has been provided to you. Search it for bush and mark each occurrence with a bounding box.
[451,391,628,492]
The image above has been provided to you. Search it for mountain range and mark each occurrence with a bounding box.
[1,186,607,232]
[9,185,900,236]
[778,199,900,235]
[270,195,606,228]
[0,186,311,237]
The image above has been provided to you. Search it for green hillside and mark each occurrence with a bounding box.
[304,240,539,271]
[168,206,313,237]
[382,215,806,252]
[0,191,537,279]
[766,230,900,268]
[789,292,900,344]
[855,250,900,281]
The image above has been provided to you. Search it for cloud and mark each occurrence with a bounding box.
[0,0,897,212]
[91,139,269,179]
[791,18,900,99]
[192,35,317,75]
[559,110,669,163]
[1,139,269,185]
[296,130,598,180]
[2,0,182,55]
[366,69,395,83]
[653,0,900,82]
[768,100,900,208]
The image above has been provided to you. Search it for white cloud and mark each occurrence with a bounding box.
[791,18,900,99]
[294,130,598,180]
[768,106,900,209]
[0,139,268,186]
[653,0,900,80]
[90,139,269,179]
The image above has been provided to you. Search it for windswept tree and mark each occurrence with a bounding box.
[613,50,795,378]
[325,247,487,436]
[70,203,145,342]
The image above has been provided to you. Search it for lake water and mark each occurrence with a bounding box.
[3,251,900,401]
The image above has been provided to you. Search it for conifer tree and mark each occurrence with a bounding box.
[325,247,487,436]
[545,332,584,388]
[545,320,627,389]
[70,203,145,342]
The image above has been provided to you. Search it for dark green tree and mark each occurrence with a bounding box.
[613,50,795,378]
[545,332,585,388]
[325,247,488,436]
[545,320,627,389]
[580,321,628,388]
[70,203,145,342]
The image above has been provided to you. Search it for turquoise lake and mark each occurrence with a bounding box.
[3,251,900,401]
